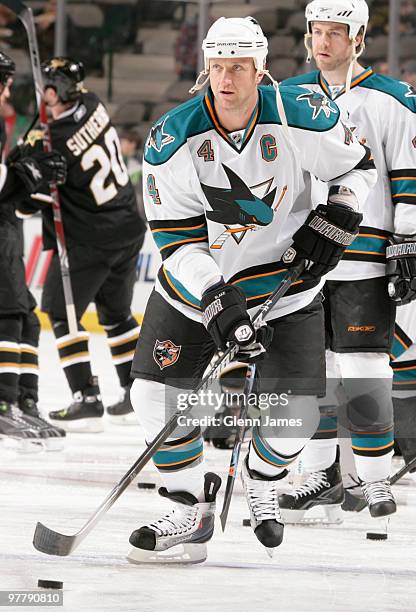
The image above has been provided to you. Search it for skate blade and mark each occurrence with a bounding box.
[49,417,104,434]
[1,435,44,454]
[265,547,274,559]
[281,504,343,525]
[43,437,66,452]
[127,542,207,565]
[107,413,137,426]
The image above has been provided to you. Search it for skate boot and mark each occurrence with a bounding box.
[341,473,367,512]
[128,472,222,564]
[361,480,396,518]
[19,398,66,451]
[48,376,104,433]
[106,385,135,424]
[241,456,285,557]
[0,400,43,453]
[279,461,345,524]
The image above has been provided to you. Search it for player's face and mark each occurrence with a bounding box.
[0,77,12,107]
[209,57,261,114]
[311,22,354,71]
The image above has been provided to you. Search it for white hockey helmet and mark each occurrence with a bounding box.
[305,0,369,40]
[189,16,268,93]
[202,16,268,72]
[304,0,369,91]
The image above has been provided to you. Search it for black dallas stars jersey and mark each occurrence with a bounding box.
[26,92,145,251]
[143,85,376,323]
[283,69,416,281]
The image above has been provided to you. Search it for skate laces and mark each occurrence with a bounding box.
[148,503,199,537]
[245,478,281,521]
[361,480,394,505]
[293,470,330,499]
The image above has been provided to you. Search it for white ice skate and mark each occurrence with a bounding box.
[127,472,221,564]
[241,457,284,557]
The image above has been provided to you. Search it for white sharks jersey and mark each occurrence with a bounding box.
[283,68,416,281]
[143,84,376,323]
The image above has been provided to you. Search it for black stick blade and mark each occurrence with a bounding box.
[33,522,77,556]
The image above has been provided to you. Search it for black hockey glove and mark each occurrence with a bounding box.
[11,150,67,193]
[386,234,416,305]
[282,202,362,278]
[201,283,273,358]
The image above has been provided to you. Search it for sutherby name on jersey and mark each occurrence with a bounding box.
[66,103,110,157]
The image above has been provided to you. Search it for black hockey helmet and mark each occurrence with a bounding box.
[41,57,85,102]
[0,51,15,85]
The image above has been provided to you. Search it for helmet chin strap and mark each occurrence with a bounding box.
[189,70,210,94]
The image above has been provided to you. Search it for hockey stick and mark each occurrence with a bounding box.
[389,454,416,486]
[1,0,77,334]
[33,262,305,556]
[219,362,256,531]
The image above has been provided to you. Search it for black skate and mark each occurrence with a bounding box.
[0,400,43,453]
[361,480,396,518]
[341,473,367,512]
[19,398,66,451]
[49,376,104,433]
[128,472,222,564]
[279,462,344,524]
[241,456,285,557]
[106,385,135,424]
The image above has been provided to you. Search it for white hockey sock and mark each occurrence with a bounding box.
[130,379,205,501]
[354,451,394,483]
[301,438,338,472]
[248,395,320,477]
[248,437,306,477]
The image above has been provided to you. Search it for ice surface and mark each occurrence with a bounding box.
[0,332,415,612]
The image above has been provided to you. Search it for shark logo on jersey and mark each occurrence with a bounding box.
[153,339,181,369]
[400,81,416,98]
[146,117,175,153]
[296,90,338,120]
[201,164,277,249]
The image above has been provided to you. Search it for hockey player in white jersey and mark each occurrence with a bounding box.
[279,0,416,525]
[127,15,376,562]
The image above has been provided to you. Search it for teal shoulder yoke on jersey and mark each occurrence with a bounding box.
[259,83,340,132]
[360,73,416,113]
[144,95,211,165]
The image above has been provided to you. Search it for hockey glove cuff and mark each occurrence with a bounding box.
[386,234,416,305]
[11,150,67,193]
[282,202,362,278]
[201,283,256,350]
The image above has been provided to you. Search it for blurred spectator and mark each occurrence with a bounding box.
[399,0,416,34]
[34,0,56,58]
[120,130,145,222]
[401,59,416,88]
[0,6,15,47]
[174,14,198,81]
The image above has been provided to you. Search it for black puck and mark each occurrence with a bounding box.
[366,532,388,541]
[242,518,251,526]
[137,482,156,489]
[38,580,63,589]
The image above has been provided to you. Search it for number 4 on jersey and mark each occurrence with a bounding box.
[147,174,161,205]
